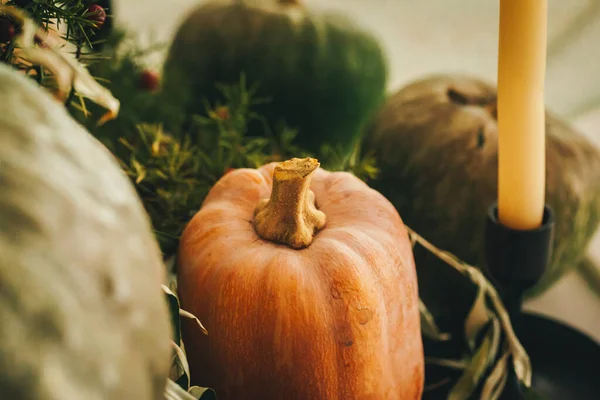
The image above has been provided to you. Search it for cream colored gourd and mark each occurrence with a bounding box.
[0,64,171,400]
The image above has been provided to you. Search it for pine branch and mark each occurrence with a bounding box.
[66,31,378,257]
[8,0,98,40]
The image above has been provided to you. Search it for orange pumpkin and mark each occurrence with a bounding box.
[177,157,424,399]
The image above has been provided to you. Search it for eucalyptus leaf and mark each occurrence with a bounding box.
[171,341,192,389]
[448,323,496,400]
[165,379,194,400]
[407,227,533,397]
[486,290,532,387]
[165,379,217,400]
[420,299,451,341]
[424,357,468,370]
[480,348,510,400]
[189,386,218,400]
[162,285,183,345]
[522,386,550,400]
[463,273,492,350]
[180,309,208,335]
[485,317,502,367]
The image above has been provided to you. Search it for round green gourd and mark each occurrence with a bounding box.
[361,74,600,297]
[162,0,388,155]
[0,64,172,399]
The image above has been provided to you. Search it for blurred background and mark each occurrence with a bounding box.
[112,0,600,340]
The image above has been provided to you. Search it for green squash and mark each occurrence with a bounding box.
[0,63,172,399]
[361,74,600,297]
[162,0,388,155]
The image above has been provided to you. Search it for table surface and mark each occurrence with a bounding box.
[115,0,600,342]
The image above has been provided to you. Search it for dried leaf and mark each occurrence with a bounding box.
[424,357,468,370]
[448,323,498,400]
[164,379,194,400]
[522,386,550,400]
[419,299,451,341]
[1,5,119,124]
[463,274,492,350]
[171,341,192,387]
[132,159,147,184]
[162,284,182,345]
[480,348,510,400]
[487,289,532,387]
[164,379,216,400]
[188,386,218,400]
[180,309,208,335]
[406,226,533,393]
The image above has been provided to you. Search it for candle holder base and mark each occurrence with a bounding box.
[422,311,600,400]
[422,203,600,400]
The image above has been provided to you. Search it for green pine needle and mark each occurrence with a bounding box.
[7,0,104,44]
[67,31,378,257]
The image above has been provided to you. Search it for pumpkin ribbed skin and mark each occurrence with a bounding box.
[0,64,171,400]
[177,162,424,399]
[361,74,600,297]
[162,0,388,155]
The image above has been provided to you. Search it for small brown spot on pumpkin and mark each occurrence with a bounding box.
[343,341,353,347]
[331,286,343,299]
[357,307,374,325]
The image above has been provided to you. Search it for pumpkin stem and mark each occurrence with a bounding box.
[253,157,326,249]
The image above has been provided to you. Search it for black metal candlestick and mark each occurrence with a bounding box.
[484,202,600,400]
[485,202,554,319]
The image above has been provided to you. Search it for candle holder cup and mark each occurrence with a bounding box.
[484,202,600,400]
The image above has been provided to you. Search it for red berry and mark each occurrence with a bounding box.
[86,4,107,29]
[139,70,160,91]
[0,18,15,44]
[214,106,230,121]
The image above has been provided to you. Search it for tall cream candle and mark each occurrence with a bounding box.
[497,0,548,230]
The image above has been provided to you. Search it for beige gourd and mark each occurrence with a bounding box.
[0,64,171,400]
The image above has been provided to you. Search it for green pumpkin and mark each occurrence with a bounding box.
[161,0,388,155]
[361,74,600,297]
